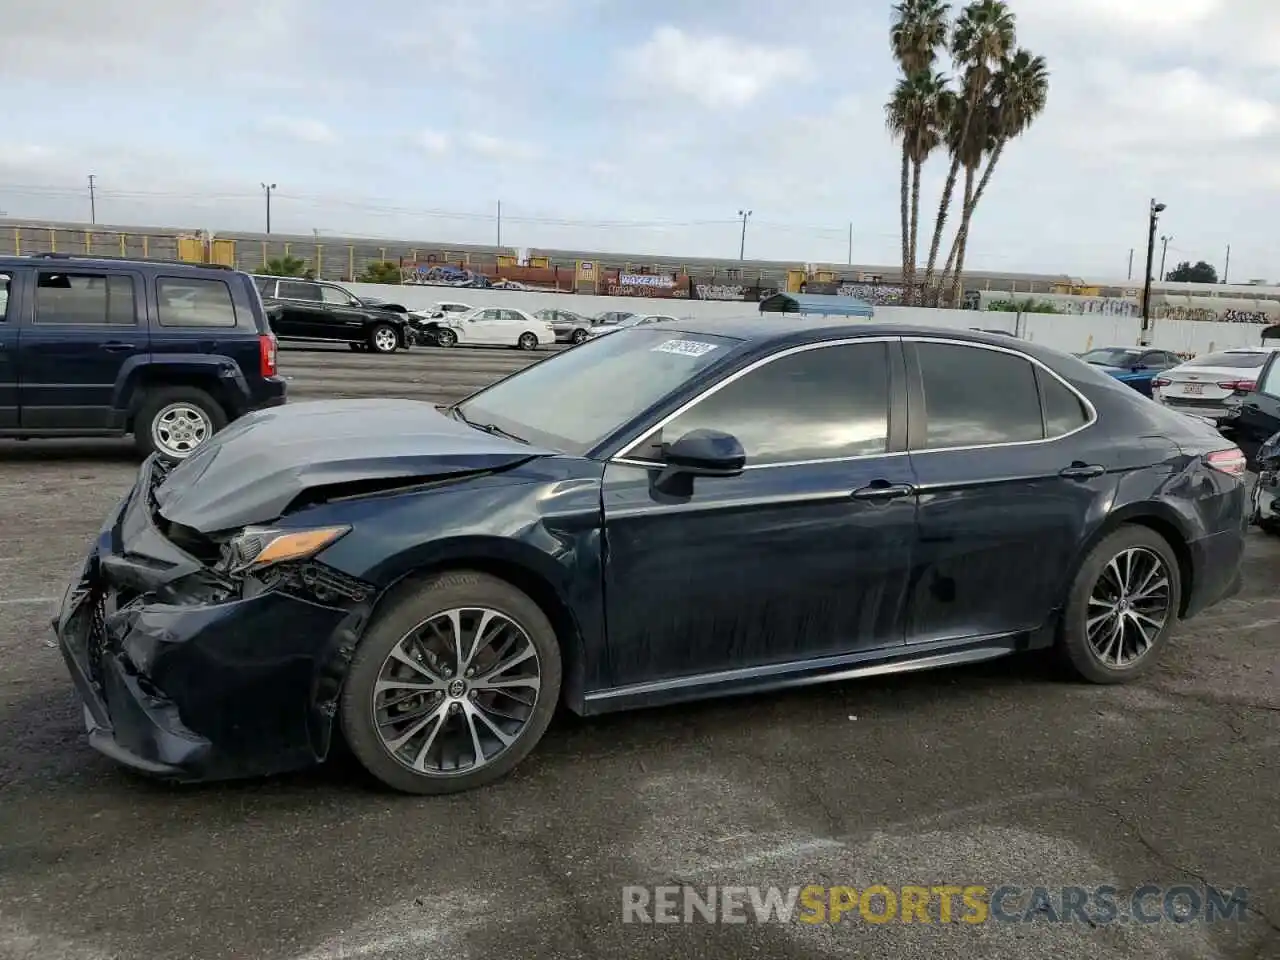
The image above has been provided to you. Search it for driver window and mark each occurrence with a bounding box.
[642,342,892,467]
[1259,357,1280,397]
[320,286,355,306]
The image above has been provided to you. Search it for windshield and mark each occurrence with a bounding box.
[1079,348,1141,366]
[1184,351,1269,369]
[455,328,741,455]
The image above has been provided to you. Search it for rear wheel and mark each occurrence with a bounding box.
[1058,526,1182,684]
[134,386,227,461]
[571,328,589,344]
[339,571,562,795]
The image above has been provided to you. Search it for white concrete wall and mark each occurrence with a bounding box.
[345,282,1270,356]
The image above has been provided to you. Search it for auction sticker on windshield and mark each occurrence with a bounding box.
[652,339,719,357]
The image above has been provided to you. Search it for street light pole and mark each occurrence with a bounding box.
[1159,234,1172,280]
[1140,198,1165,346]
[261,182,276,234]
[738,209,752,260]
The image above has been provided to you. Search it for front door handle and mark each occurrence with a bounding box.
[1060,463,1105,480]
[101,341,136,352]
[851,481,915,501]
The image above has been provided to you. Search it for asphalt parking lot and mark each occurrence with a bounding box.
[1,346,1277,960]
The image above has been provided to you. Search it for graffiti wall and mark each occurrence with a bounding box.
[693,282,779,302]
[794,281,906,305]
[1153,299,1280,324]
[606,273,692,298]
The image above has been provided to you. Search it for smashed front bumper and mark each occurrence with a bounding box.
[53,456,373,783]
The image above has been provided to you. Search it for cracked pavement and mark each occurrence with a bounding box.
[0,349,1277,960]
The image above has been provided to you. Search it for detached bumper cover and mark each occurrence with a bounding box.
[53,457,370,782]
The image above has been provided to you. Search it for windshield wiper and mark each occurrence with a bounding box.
[450,406,527,443]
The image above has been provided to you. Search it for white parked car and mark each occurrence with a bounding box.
[432,306,555,350]
[587,313,682,338]
[1151,346,1280,421]
[427,301,473,318]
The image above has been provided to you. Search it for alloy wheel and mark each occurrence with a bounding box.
[373,327,398,352]
[518,333,537,350]
[1085,547,1172,668]
[151,403,212,458]
[436,329,457,347]
[371,607,542,776]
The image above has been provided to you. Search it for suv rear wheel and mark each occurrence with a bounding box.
[135,386,228,461]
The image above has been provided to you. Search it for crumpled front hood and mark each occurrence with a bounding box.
[154,399,551,533]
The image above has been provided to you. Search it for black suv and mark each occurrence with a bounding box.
[253,276,414,353]
[0,254,286,459]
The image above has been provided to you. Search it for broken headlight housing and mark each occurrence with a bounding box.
[222,525,351,575]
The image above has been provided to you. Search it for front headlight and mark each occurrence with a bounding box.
[225,525,350,572]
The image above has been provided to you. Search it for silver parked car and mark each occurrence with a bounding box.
[534,308,594,345]
[1151,347,1280,422]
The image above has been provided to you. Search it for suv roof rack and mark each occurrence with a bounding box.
[28,252,235,270]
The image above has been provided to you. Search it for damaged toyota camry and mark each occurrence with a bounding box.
[54,319,1250,795]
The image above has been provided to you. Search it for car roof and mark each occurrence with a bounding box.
[0,254,243,277]
[658,316,1069,357]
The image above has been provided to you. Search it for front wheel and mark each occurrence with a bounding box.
[369,323,400,353]
[1058,526,1182,684]
[339,571,562,795]
[571,328,589,344]
[517,332,538,351]
[434,328,457,347]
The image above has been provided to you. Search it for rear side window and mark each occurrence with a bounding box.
[157,278,238,327]
[278,280,320,301]
[915,342,1042,448]
[253,276,276,297]
[34,272,136,326]
[0,273,9,322]
[1037,368,1091,437]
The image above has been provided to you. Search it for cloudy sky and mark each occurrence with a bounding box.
[0,0,1275,281]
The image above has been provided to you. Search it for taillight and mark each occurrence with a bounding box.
[259,333,278,377]
[1216,379,1256,392]
[1205,447,1247,477]
[1151,377,1171,388]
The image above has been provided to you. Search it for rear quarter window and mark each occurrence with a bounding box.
[156,277,238,328]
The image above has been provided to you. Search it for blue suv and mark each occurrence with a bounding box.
[0,254,286,458]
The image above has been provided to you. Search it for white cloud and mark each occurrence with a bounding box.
[463,132,540,161]
[266,117,339,144]
[415,130,452,155]
[619,26,814,109]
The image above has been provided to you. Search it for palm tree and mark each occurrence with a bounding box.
[889,0,949,302]
[943,49,1049,304]
[938,91,997,293]
[886,73,952,303]
[919,0,1015,302]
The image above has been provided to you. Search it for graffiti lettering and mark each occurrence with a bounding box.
[618,274,675,288]
[836,283,905,306]
[1076,298,1138,317]
[696,284,746,300]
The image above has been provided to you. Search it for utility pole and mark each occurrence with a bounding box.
[1127,248,1133,280]
[1141,199,1165,346]
[847,223,853,265]
[737,209,752,260]
[261,182,276,234]
[496,200,502,247]
[1223,244,1231,284]
[1159,234,1172,280]
[88,174,97,225]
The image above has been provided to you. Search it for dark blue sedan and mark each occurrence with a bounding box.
[1078,346,1184,396]
[54,321,1249,794]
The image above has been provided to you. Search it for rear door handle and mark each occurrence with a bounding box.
[101,341,136,353]
[1059,463,1105,480]
[851,481,915,501]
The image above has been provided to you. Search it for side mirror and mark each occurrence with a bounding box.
[663,429,745,477]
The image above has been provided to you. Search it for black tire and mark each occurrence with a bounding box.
[133,385,228,461]
[339,571,562,795]
[571,328,589,344]
[1058,525,1182,684]
[368,323,400,353]
[435,328,457,347]
[517,332,538,351]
